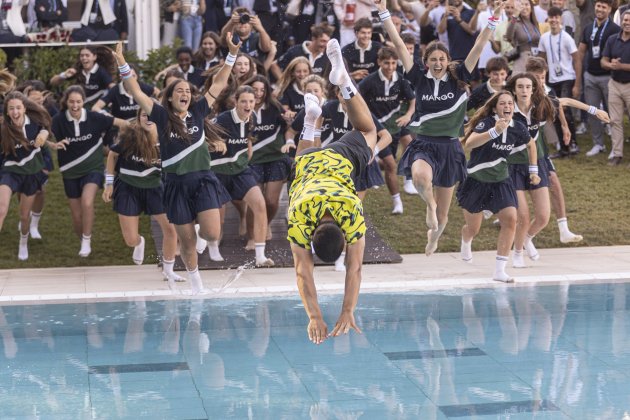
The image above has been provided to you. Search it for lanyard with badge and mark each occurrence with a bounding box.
[548,31,563,77]
[522,21,540,55]
[590,19,608,59]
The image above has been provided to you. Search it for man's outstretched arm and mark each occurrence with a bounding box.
[291,243,329,344]
[330,236,365,337]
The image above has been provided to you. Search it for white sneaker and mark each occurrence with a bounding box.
[585,144,606,157]
[576,122,587,135]
[132,236,145,265]
[79,236,91,257]
[403,179,418,195]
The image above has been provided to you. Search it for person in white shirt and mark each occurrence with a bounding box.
[534,0,549,23]
[551,0,576,35]
[538,6,580,155]
[421,0,449,48]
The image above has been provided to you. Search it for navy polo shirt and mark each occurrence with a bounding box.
[341,40,383,76]
[277,42,331,76]
[581,18,619,75]
[100,82,155,120]
[447,8,477,61]
[603,32,630,83]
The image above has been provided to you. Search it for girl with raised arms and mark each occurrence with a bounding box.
[374,0,506,256]
[112,37,240,294]
[102,110,186,286]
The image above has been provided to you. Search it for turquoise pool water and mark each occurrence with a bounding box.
[1,282,629,419]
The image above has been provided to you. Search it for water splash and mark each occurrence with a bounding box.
[216,261,256,293]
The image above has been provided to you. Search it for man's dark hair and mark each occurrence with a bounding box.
[485,56,510,73]
[354,17,373,33]
[594,0,613,7]
[547,6,563,17]
[312,223,345,262]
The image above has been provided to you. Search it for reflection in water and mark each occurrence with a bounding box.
[0,283,629,417]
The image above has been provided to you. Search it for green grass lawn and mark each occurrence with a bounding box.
[0,133,628,269]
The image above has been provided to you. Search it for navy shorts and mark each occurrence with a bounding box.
[509,160,550,191]
[215,167,259,201]
[113,179,165,216]
[163,170,231,225]
[377,144,393,160]
[544,156,556,173]
[250,156,292,184]
[457,176,518,214]
[62,172,104,199]
[0,171,45,196]
[355,159,384,191]
[399,135,466,188]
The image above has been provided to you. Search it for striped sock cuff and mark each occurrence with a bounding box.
[496,255,509,261]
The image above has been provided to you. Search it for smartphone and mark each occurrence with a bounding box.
[232,33,240,45]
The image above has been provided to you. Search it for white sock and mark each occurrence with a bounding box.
[30,211,42,239]
[132,236,145,265]
[524,234,539,260]
[335,252,346,272]
[461,237,473,262]
[188,267,203,294]
[195,224,207,253]
[79,234,92,257]
[255,243,275,267]
[326,39,356,99]
[391,193,401,203]
[207,240,224,261]
[494,255,514,282]
[301,122,316,142]
[18,233,28,261]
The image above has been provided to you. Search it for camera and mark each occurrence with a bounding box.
[239,13,250,24]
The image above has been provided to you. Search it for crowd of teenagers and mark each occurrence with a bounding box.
[0,0,623,301]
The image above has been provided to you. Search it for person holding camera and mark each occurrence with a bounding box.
[220,7,273,60]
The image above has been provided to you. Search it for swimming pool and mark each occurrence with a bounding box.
[0,282,629,419]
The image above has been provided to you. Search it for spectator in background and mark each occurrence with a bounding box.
[534,0,549,23]
[274,23,333,79]
[35,0,68,29]
[253,0,283,49]
[0,0,33,46]
[72,0,128,42]
[491,0,516,67]
[614,0,630,25]
[506,0,540,73]
[180,0,206,50]
[334,0,376,46]
[220,7,272,60]
[537,6,579,156]
[437,0,477,64]
[475,0,504,77]
[573,0,618,158]
[289,0,320,45]
[601,10,630,166]
[341,17,382,81]
[551,0,576,36]
[155,46,206,88]
[577,0,595,33]
[194,31,223,70]
[421,0,449,49]
[161,0,181,47]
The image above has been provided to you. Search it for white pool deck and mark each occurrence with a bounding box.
[0,245,629,304]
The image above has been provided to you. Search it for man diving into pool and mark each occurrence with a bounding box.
[287,39,384,344]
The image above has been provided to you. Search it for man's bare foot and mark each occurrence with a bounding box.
[245,239,255,251]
